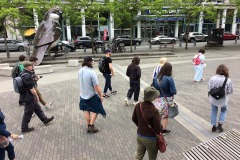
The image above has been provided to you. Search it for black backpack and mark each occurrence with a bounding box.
[11,63,20,78]
[98,57,106,73]
[208,78,228,100]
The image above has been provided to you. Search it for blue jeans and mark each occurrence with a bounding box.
[0,142,15,160]
[103,73,112,94]
[211,104,227,126]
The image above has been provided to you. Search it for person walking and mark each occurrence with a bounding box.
[12,55,26,106]
[125,57,141,106]
[152,57,167,78]
[79,57,106,133]
[132,86,162,160]
[0,109,19,160]
[102,49,117,98]
[20,61,54,133]
[29,56,51,110]
[152,62,177,135]
[193,49,206,83]
[208,64,233,132]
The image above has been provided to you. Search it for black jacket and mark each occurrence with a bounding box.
[126,64,141,81]
[20,69,35,103]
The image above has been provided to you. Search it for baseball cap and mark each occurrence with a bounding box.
[105,49,112,53]
[23,61,34,68]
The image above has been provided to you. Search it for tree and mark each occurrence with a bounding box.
[109,0,149,52]
[169,0,216,49]
[80,0,107,55]
[0,1,21,58]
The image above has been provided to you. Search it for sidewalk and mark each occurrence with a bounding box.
[0,42,240,159]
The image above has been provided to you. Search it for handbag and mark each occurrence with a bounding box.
[208,77,227,100]
[159,87,179,119]
[140,103,166,153]
[0,135,9,148]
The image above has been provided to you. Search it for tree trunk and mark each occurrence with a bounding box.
[90,20,95,56]
[185,21,190,50]
[130,25,133,52]
[3,23,10,58]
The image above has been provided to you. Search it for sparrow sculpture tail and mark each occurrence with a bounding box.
[32,45,49,65]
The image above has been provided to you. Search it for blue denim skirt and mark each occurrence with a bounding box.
[79,94,106,117]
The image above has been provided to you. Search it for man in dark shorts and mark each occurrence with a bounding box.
[78,57,106,133]
[102,49,117,98]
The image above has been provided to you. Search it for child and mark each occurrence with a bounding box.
[0,109,19,160]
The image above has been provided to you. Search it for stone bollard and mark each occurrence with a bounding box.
[84,47,86,53]
[194,40,196,46]
[149,43,152,49]
[134,45,136,50]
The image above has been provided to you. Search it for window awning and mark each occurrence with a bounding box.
[24,28,36,36]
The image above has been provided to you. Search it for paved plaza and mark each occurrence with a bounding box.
[0,44,240,159]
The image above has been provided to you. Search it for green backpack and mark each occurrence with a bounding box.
[11,63,20,79]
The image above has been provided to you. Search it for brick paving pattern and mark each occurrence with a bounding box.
[1,44,240,159]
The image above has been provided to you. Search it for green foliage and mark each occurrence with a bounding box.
[108,0,149,29]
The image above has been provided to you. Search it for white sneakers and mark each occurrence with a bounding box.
[45,102,52,110]
[125,98,139,106]
[133,101,140,105]
[125,98,129,106]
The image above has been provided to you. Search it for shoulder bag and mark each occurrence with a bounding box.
[159,87,179,119]
[139,103,166,153]
[0,135,9,148]
[208,77,228,100]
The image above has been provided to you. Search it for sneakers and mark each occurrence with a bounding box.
[44,116,54,126]
[87,124,99,133]
[217,123,223,132]
[111,90,117,95]
[162,129,171,135]
[45,102,52,110]
[103,94,110,98]
[212,125,217,132]
[22,127,34,133]
[125,98,129,106]
[133,101,139,105]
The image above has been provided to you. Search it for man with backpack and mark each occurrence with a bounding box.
[11,55,26,106]
[102,49,117,98]
[19,61,54,133]
[193,49,206,83]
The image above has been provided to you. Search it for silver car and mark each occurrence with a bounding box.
[149,35,176,44]
[183,32,208,43]
[0,39,28,52]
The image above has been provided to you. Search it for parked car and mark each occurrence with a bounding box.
[148,35,176,44]
[74,36,104,49]
[223,32,239,40]
[0,39,28,52]
[112,35,142,46]
[50,41,76,52]
[183,32,208,43]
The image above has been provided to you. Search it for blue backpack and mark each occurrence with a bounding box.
[13,73,28,94]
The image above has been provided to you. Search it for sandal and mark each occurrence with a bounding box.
[103,94,110,98]
[111,90,117,95]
